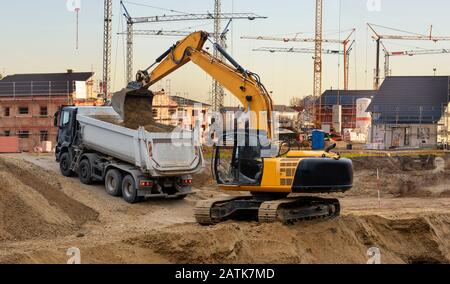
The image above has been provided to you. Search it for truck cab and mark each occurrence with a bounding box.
[55,106,78,162]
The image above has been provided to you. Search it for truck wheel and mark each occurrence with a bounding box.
[59,152,74,177]
[122,175,140,204]
[105,169,123,197]
[79,159,93,185]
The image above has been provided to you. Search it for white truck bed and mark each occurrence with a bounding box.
[76,107,202,177]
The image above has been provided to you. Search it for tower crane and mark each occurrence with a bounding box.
[383,48,450,78]
[119,30,212,37]
[242,0,331,126]
[242,29,356,90]
[367,23,450,89]
[241,27,356,124]
[253,47,343,54]
[119,0,266,111]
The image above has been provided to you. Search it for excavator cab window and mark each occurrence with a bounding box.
[214,131,263,186]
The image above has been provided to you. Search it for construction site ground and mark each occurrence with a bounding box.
[0,152,449,264]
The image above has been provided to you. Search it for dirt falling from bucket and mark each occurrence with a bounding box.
[122,91,176,133]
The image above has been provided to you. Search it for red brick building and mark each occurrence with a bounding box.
[0,71,99,152]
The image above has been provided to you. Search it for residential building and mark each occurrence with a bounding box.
[367,76,450,149]
[317,90,377,132]
[152,91,210,133]
[0,71,97,152]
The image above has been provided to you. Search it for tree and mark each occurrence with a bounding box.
[290,95,315,110]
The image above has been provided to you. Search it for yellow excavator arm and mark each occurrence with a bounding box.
[118,31,274,138]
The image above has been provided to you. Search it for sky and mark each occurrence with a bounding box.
[1,0,450,106]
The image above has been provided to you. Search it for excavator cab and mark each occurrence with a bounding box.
[213,130,272,186]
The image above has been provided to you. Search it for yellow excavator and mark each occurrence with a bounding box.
[112,31,353,225]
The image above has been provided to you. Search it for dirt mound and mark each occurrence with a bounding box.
[351,156,401,173]
[124,213,450,264]
[349,155,450,198]
[0,157,98,241]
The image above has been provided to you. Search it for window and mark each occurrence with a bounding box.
[40,106,48,116]
[4,130,11,137]
[18,131,30,139]
[417,128,430,140]
[404,128,411,146]
[61,111,70,126]
[152,109,158,118]
[18,107,29,115]
[40,130,48,142]
[4,107,10,117]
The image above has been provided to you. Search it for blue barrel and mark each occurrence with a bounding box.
[311,130,325,150]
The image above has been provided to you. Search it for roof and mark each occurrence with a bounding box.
[273,105,297,113]
[0,71,94,97]
[171,95,211,107]
[367,76,450,124]
[221,106,243,112]
[320,90,377,106]
[1,72,94,82]
[221,105,297,113]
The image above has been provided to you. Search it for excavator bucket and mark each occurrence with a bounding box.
[111,88,154,120]
[111,88,158,128]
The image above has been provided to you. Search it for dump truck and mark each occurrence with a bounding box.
[54,106,203,203]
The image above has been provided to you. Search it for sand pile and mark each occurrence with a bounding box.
[124,213,450,264]
[0,157,98,241]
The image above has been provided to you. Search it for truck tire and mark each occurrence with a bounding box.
[122,175,140,204]
[79,159,93,185]
[105,169,123,197]
[59,152,74,177]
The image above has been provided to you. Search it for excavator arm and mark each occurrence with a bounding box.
[112,31,274,138]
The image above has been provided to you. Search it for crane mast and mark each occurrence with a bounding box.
[103,0,113,101]
[212,0,225,112]
[314,0,323,127]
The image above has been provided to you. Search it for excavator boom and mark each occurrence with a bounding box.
[112,31,273,138]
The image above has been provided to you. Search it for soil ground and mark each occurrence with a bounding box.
[0,152,449,264]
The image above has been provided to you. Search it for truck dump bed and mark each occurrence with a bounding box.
[76,107,202,177]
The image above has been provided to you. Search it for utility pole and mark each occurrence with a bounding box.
[103,0,113,101]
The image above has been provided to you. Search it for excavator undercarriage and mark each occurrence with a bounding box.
[194,195,341,225]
